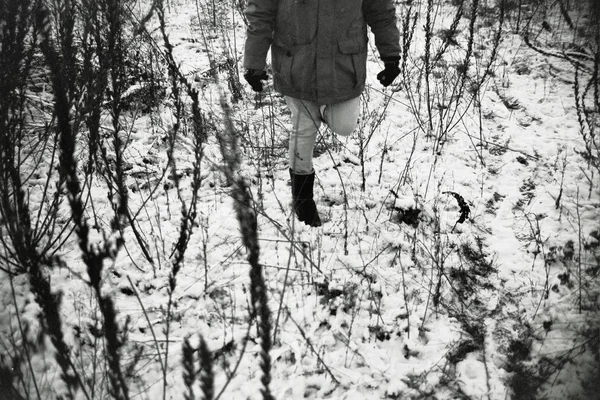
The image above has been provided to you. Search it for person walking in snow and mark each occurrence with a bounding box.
[243,0,401,227]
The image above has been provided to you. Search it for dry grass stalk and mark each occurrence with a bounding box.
[218,98,274,400]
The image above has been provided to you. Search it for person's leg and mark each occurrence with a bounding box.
[320,96,360,137]
[285,96,322,175]
[285,96,322,227]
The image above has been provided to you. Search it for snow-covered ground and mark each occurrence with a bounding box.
[1,1,598,399]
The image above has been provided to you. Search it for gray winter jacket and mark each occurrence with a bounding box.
[244,0,401,105]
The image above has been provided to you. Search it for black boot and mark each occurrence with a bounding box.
[289,170,322,227]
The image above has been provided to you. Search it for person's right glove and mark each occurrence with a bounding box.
[244,69,268,92]
[376,57,401,87]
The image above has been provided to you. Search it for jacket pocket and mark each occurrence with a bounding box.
[272,39,315,94]
[336,37,367,91]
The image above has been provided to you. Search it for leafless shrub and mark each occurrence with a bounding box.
[514,0,599,175]
[400,0,505,169]
[0,0,189,397]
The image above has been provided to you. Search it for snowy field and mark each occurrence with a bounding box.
[1,1,598,399]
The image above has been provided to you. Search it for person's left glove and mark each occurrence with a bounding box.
[377,57,400,87]
[244,69,269,92]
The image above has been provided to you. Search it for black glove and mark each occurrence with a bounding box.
[244,69,268,92]
[377,57,400,87]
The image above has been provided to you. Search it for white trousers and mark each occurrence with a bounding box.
[285,96,360,175]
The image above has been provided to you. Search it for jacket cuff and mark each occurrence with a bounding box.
[243,55,267,71]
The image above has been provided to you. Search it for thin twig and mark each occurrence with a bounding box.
[285,307,341,385]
